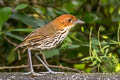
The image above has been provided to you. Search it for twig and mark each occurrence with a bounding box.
[3,35,17,46]
[0,64,42,70]
[98,27,103,53]
[3,35,21,60]
[117,24,120,42]
[89,27,93,57]
[96,0,101,14]
[37,52,82,73]
[0,64,82,73]
[0,0,5,6]
[0,51,81,73]
[17,49,21,60]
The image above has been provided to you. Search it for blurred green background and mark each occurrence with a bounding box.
[0,0,120,73]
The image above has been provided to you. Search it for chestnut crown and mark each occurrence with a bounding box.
[51,14,84,29]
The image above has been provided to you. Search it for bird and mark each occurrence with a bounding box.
[15,14,84,76]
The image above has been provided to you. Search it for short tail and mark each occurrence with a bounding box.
[13,41,28,53]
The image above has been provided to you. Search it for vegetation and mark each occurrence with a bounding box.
[0,0,120,73]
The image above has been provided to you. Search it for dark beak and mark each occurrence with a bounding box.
[76,20,85,24]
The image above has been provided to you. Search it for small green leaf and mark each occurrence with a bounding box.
[64,2,76,13]
[61,42,69,49]
[74,64,85,70]
[118,8,120,15]
[43,49,60,58]
[15,3,28,10]
[65,36,72,43]
[82,56,94,61]
[95,56,102,63]
[109,6,114,13]
[61,37,72,49]
[0,32,4,35]
[115,64,120,72]
[102,45,109,50]
[81,26,84,32]
[85,68,91,72]
[83,12,98,24]
[0,7,12,31]
[90,60,98,66]
[11,13,45,28]
[7,50,16,64]
[67,44,80,49]
[92,38,99,46]
[5,32,23,41]
[32,7,46,15]
[78,53,84,57]
[8,28,34,32]
[102,35,109,39]
[105,48,109,54]
[110,40,118,44]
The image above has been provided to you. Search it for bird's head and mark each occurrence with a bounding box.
[52,14,84,30]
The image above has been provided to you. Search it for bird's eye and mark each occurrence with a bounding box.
[68,18,72,22]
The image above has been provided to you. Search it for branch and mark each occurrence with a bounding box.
[0,64,83,73]
[36,52,82,73]
[3,35,22,60]
[96,0,102,15]
[0,64,42,70]
[3,35,17,47]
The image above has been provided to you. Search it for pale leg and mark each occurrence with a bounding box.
[35,53,64,74]
[24,49,43,76]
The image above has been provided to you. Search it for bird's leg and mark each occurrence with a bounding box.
[35,53,64,74]
[40,52,64,70]
[24,48,43,76]
[40,52,49,66]
[35,53,54,73]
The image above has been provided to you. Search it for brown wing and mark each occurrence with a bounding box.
[19,23,57,47]
[14,22,58,51]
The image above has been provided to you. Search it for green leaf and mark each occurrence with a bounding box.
[61,42,69,49]
[92,38,99,46]
[89,60,98,66]
[47,8,56,17]
[105,48,109,54]
[110,40,118,44]
[0,32,4,35]
[61,36,72,49]
[78,53,84,57]
[74,64,85,70]
[43,49,60,58]
[8,28,34,32]
[115,64,120,72]
[95,56,102,63]
[32,7,46,15]
[0,7,12,31]
[65,36,72,43]
[11,13,45,28]
[7,50,16,64]
[83,12,98,24]
[81,26,84,32]
[85,68,91,72]
[102,45,109,50]
[82,56,94,61]
[67,44,80,49]
[15,3,28,10]
[5,32,23,41]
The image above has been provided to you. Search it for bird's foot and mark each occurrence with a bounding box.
[24,72,44,76]
[40,70,64,74]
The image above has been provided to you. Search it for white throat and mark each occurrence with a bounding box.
[64,24,75,31]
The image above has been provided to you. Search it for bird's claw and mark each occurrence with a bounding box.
[40,71,64,74]
[24,72,44,76]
